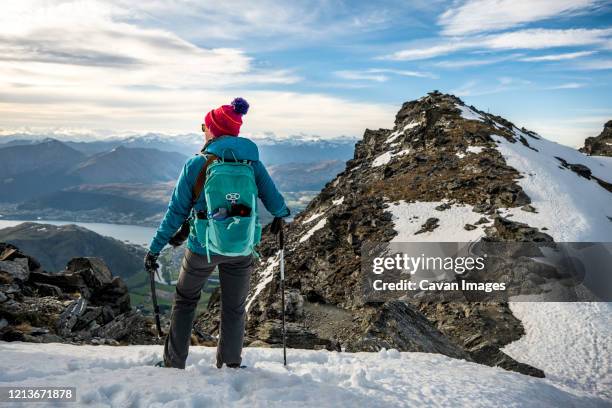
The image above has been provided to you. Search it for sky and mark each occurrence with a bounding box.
[0,0,611,147]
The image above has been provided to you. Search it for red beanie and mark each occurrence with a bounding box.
[204,97,249,137]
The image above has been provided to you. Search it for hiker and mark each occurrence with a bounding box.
[144,97,290,369]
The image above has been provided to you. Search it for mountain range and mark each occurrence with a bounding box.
[0,135,354,225]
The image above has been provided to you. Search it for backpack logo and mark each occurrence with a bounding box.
[225,192,240,203]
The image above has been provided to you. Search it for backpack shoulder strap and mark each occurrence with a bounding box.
[192,153,218,203]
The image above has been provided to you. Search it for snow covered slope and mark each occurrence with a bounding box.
[0,342,608,407]
[488,127,612,400]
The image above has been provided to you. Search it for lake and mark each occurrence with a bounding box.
[0,219,157,247]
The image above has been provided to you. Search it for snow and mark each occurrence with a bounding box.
[403,120,420,131]
[299,218,327,243]
[490,129,612,401]
[372,151,393,167]
[302,211,325,225]
[503,302,612,400]
[332,196,345,206]
[466,146,485,154]
[372,149,411,168]
[0,342,606,407]
[456,104,484,122]
[386,131,401,144]
[491,133,612,241]
[387,201,485,242]
[245,256,278,313]
[456,146,485,159]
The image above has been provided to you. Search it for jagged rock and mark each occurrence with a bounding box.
[488,217,553,242]
[415,218,440,234]
[474,217,490,225]
[347,301,469,359]
[0,291,7,303]
[92,276,131,314]
[254,320,338,351]
[28,270,90,298]
[0,243,41,273]
[521,204,537,213]
[73,306,103,332]
[93,311,144,341]
[66,257,112,290]
[0,258,29,281]
[464,224,477,231]
[435,203,451,211]
[31,282,63,297]
[0,318,7,329]
[580,120,612,156]
[56,298,88,336]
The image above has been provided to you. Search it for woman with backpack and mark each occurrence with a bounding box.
[144,97,290,369]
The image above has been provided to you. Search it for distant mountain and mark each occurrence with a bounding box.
[1,133,357,164]
[0,138,85,177]
[580,120,612,157]
[0,140,186,203]
[0,222,145,278]
[268,160,346,191]
[66,146,187,184]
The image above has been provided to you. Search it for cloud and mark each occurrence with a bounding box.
[451,77,531,96]
[335,70,389,82]
[335,68,437,82]
[520,50,596,61]
[438,0,602,36]
[383,28,612,60]
[0,0,395,138]
[434,53,523,68]
[573,59,612,69]
[547,82,586,89]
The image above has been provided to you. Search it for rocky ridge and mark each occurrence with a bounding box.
[194,92,577,377]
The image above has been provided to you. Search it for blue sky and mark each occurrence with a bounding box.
[1,1,611,146]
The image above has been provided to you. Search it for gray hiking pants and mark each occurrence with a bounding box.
[163,248,253,369]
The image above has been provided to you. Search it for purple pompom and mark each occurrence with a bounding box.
[231,97,249,115]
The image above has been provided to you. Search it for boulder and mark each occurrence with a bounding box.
[56,298,88,337]
[66,257,112,290]
[0,258,29,281]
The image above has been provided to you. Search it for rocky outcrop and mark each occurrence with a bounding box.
[580,120,612,157]
[196,92,551,377]
[0,243,159,345]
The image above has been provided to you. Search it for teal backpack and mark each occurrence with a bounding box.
[191,152,262,261]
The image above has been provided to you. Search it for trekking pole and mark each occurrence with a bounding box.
[278,224,287,366]
[148,265,163,338]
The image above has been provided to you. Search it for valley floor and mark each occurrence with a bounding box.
[0,342,608,407]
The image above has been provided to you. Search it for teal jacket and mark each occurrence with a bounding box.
[149,136,289,255]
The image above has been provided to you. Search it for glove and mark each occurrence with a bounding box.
[270,217,284,235]
[144,251,159,274]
